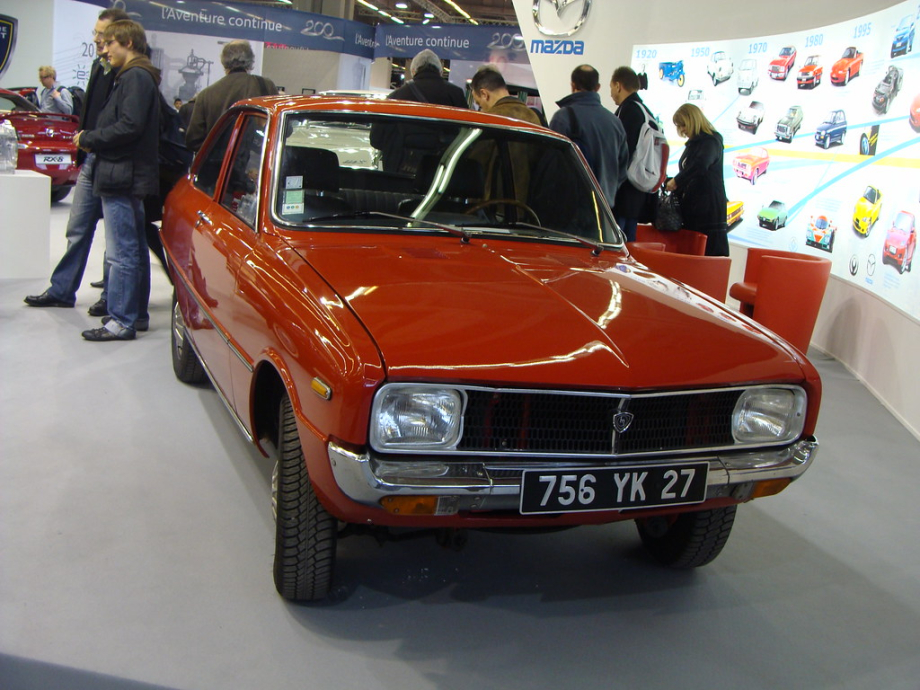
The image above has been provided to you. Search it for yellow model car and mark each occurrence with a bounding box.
[853,185,882,235]
[727,200,744,227]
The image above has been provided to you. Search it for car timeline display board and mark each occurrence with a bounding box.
[632,0,919,321]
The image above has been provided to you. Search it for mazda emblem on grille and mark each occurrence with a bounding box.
[613,411,634,433]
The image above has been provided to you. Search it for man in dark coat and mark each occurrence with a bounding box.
[75,20,160,340]
[185,40,276,152]
[610,66,660,242]
[550,65,628,216]
[24,8,130,313]
[370,49,467,174]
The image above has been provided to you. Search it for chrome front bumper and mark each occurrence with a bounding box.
[328,437,819,513]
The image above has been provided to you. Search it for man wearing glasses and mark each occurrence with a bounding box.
[24,8,130,314]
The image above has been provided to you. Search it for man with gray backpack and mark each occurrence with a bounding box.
[610,66,667,242]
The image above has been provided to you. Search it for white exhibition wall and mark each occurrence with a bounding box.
[515,0,919,439]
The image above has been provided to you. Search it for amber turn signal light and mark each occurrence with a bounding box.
[750,478,792,499]
[380,495,440,515]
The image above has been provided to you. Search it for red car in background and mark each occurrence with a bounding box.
[769,46,797,80]
[0,88,80,202]
[732,147,770,184]
[883,211,916,273]
[831,47,863,85]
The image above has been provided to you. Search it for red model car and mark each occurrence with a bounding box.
[910,93,920,131]
[831,46,863,85]
[883,211,916,273]
[769,46,797,80]
[0,88,80,202]
[797,55,823,88]
[732,147,770,184]
[161,96,822,602]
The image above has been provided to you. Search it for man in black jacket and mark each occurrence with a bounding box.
[24,8,129,313]
[75,20,160,341]
[610,66,659,242]
[370,49,467,173]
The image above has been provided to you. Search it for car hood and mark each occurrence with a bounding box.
[759,209,780,218]
[284,235,805,388]
[875,82,894,96]
[855,199,874,216]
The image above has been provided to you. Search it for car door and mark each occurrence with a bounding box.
[193,111,270,415]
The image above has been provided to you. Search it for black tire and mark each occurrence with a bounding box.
[273,395,337,602]
[171,291,207,384]
[50,186,71,203]
[637,506,737,568]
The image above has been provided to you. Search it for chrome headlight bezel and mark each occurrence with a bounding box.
[732,386,807,445]
[369,384,466,452]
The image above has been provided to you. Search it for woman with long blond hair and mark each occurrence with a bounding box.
[665,103,729,256]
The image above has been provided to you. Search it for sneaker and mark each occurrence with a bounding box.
[82,323,136,341]
[103,315,149,332]
[90,279,105,288]
[24,291,75,308]
[88,298,108,317]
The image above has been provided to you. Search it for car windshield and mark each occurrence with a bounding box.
[843,47,857,58]
[864,187,878,203]
[0,93,37,112]
[893,212,913,232]
[780,47,794,56]
[897,16,911,30]
[741,60,756,70]
[815,217,828,230]
[273,112,622,246]
[805,56,819,66]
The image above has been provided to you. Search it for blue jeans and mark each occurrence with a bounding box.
[100,195,148,331]
[47,154,103,303]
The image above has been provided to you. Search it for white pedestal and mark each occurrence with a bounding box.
[0,170,51,279]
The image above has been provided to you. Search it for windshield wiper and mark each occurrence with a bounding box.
[459,220,609,256]
[304,210,472,244]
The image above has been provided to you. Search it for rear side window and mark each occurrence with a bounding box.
[220,115,267,227]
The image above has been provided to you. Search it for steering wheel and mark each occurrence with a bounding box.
[465,198,541,226]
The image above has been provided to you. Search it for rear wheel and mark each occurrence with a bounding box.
[171,291,207,384]
[637,506,737,568]
[273,395,337,602]
[50,186,71,203]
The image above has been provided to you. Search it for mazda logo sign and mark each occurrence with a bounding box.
[532,0,592,37]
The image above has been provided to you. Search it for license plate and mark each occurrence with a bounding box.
[520,463,709,515]
[36,153,71,165]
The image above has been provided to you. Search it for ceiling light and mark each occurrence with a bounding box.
[395,2,408,7]
[442,0,479,25]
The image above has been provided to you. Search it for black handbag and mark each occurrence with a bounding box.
[655,189,683,232]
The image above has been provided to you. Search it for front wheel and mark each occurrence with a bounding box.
[637,506,737,568]
[273,395,338,602]
[677,74,685,87]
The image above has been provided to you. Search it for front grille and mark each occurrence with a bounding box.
[458,389,741,456]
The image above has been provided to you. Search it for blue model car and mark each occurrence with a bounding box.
[815,109,847,149]
[891,15,915,57]
[659,61,686,87]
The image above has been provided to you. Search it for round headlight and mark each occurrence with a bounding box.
[732,387,806,444]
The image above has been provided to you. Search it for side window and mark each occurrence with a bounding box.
[220,115,267,227]
[193,119,235,197]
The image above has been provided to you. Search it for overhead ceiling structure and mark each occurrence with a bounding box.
[354,0,519,26]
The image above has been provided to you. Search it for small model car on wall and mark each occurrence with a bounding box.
[687,89,705,103]
[0,88,80,202]
[707,51,734,85]
[806,215,837,252]
[815,109,847,148]
[737,59,759,94]
[737,101,765,134]
[775,105,803,142]
[769,46,797,80]
[758,201,788,230]
[911,93,920,131]
[831,47,863,85]
[883,211,916,273]
[159,95,823,602]
[873,66,904,113]
[853,186,882,235]
[726,200,744,227]
[797,55,823,88]
[890,15,915,57]
[732,147,769,184]
[658,61,686,86]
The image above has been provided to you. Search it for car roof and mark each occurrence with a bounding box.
[228,95,554,137]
